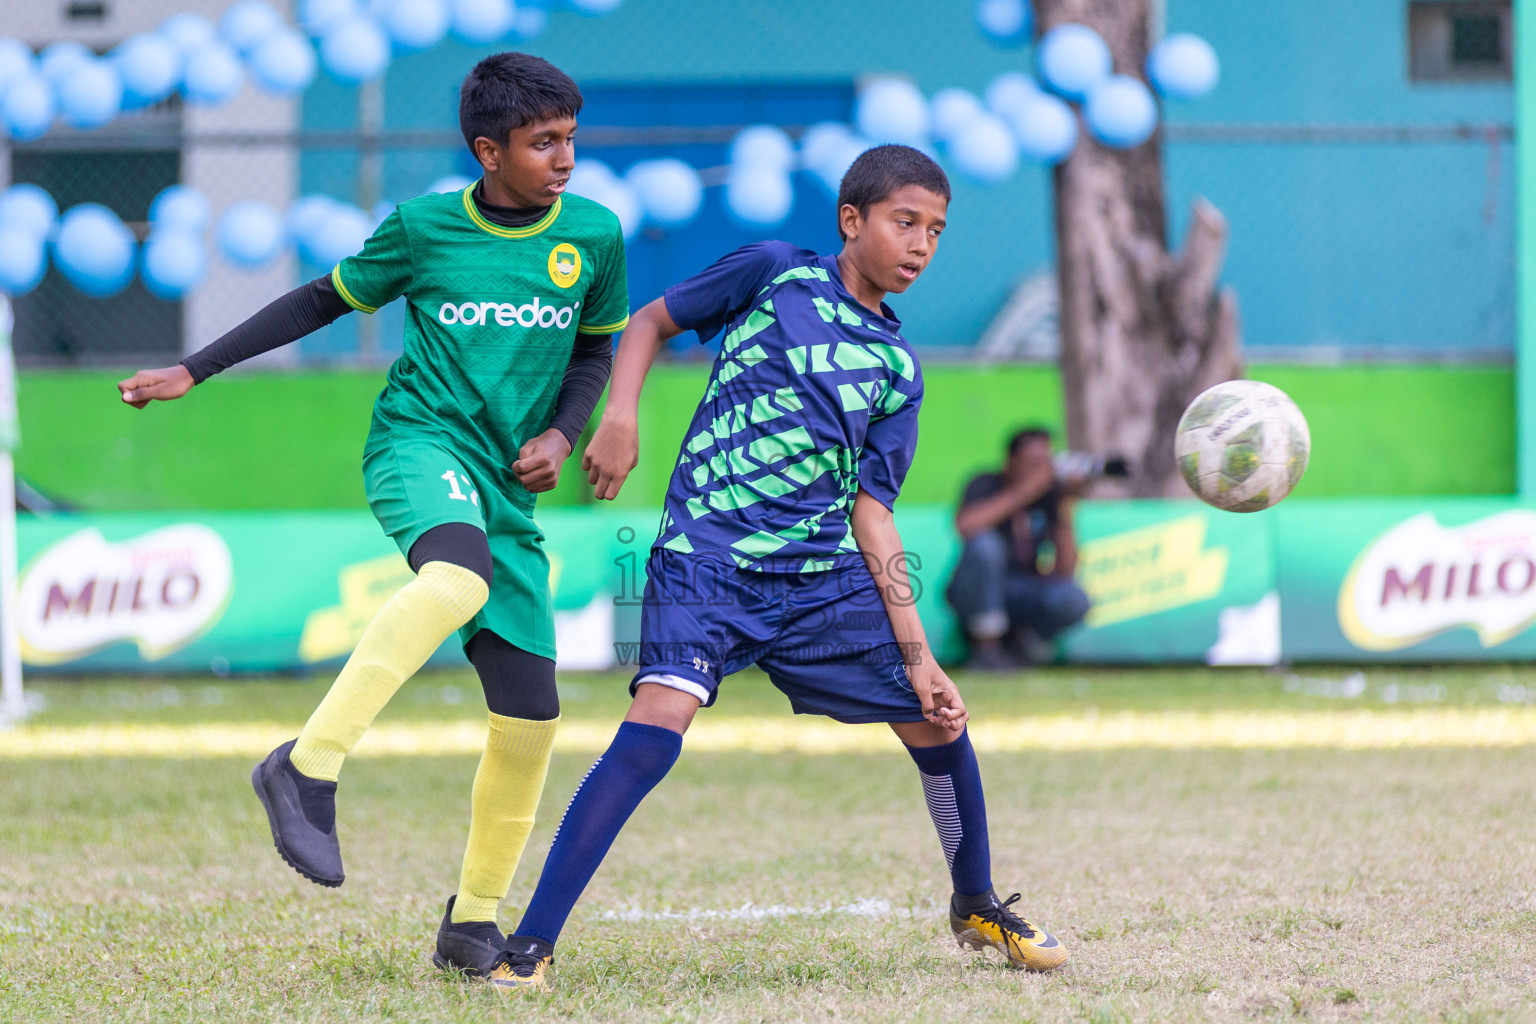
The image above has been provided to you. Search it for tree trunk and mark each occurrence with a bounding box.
[1037,0,1242,498]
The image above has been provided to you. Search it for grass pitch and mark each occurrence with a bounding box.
[5,665,1536,1022]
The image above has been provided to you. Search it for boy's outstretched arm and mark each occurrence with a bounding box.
[582,296,682,500]
[118,276,353,408]
[850,488,968,732]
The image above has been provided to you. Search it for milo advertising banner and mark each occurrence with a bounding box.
[1061,501,1277,665]
[1276,498,1536,661]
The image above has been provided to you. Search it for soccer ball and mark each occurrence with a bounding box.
[1174,380,1310,512]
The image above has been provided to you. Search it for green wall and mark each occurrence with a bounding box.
[35,362,1513,512]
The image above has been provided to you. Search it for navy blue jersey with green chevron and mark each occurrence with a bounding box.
[656,241,923,573]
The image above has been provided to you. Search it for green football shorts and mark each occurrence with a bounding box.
[363,440,554,658]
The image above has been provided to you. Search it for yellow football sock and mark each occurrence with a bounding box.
[450,713,560,924]
[290,560,488,782]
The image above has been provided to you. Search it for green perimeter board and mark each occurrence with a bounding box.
[30,363,1514,511]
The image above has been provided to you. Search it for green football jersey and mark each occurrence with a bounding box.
[333,186,630,510]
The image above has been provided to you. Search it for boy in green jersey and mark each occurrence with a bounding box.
[116,53,629,977]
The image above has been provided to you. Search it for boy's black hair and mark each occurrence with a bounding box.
[835,144,951,240]
[459,52,583,150]
[1008,426,1052,455]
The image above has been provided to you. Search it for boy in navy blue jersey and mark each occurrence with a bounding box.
[483,145,1067,991]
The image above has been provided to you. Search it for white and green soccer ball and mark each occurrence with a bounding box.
[1174,380,1310,512]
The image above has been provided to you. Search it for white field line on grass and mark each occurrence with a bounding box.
[10,709,1536,758]
[596,897,941,923]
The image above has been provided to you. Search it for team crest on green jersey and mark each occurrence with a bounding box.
[548,243,581,288]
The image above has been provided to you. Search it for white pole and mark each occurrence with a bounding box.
[0,298,22,726]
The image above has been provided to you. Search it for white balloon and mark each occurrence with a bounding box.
[624,159,703,228]
[855,77,929,146]
[599,179,643,239]
[726,166,793,228]
[150,185,210,233]
[730,125,795,173]
[1084,74,1157,149]
[930,88,986,143]
[812,135,873,194]
[1148,33,1219,100]
[0,225,45,296]
[799,121,854,175]
[567,159,616,199]
[0,38,35,95]
[142,230,207,299]
[1038,23,1112,99]
[0,184,58,239]
[450,0,515,43]
[984,71,1040,119]
[57,60,122,130]
[1007,91,1078,164]
[217,201,285,267]
[302,0,360,37]
[321,17,391,83]
[182,44,245,104]
[220,1,286,55]
[287,194,344,256]
[975,0,1031,43]
[250,30,318,95]
[115,34,183,106]
[159,13,219,56]
[306,204,373,267]
[949,113,1018,183]
[384,0,451,51]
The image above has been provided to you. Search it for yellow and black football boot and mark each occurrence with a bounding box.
[486,936,553,993]
[950,889,1068,971]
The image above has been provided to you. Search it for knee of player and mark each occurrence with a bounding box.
[417,560,491,622]
[1051,582,1091,624]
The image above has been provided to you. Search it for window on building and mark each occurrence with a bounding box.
[1409,1,1513,81]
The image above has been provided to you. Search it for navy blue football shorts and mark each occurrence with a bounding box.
[630,550,926,724]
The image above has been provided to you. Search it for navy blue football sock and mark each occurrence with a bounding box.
[512,721,683,946]
[905,729,993,898]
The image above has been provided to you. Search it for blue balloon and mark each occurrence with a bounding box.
[55,204,135,297]
[141,231,207,299]
[1084,75,1157,148]
[984,71,1040,118]
[1148,33,1219,100]
[159,12,218,56]
[512,6,548,40]
[115,34,183,107]
[0,184,58,239]
[855,78,930,147]
[449,0,514,43]
[220,1,286,55]
[1038,23,1111,99]
[2,76,56,142]
[183,44,245,104]
[949,114,1018,184]
[250,30,317,95]
[930,88,986,144]
[625,159,703,229]
[975,0,1032,45]
[217,201,285,268]
[150,185,210,233]
[730,125,795,173]
[1008,92,1078,164]
[38,41,93,85]
[0,38,34,95]
[726,167,793,228]
[385,0,450,51]
[321,17,390,83]
[0,226,46,296]
[302,0,360,36]
[58,60,123,130]
[306,204,372,267]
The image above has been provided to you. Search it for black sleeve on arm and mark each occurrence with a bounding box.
[179,275,354,383]
[546,331,614,450]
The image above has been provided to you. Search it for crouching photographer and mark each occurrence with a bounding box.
[945,427,1124,670]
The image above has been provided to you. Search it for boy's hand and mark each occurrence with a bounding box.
[910,660,968,732]
[118,365,194,409]
[583,415,638,501]
[512,428,572,493]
